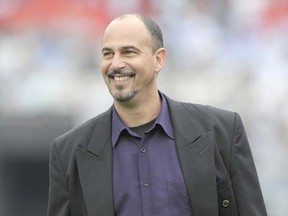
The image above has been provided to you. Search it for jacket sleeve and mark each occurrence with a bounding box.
[230,113,267,216]
[47,141,70,216]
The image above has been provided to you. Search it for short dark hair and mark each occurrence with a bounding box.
[118,14,164,53]
[137,15,164,53]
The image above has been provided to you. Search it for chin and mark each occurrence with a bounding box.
[111,89,137,102]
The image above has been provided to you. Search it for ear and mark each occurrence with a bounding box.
[154,48,167,73]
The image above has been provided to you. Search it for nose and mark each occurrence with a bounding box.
[110,54,126,70]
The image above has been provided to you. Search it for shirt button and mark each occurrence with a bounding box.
[141,148,146,153]
[144,182,149,187]
[222,199,230,208]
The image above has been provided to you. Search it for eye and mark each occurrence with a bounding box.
[103,51,113,58]
[124,50,137,56]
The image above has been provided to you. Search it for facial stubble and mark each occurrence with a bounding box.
[109,83,138,102]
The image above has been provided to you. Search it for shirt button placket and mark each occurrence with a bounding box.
[138,137,151,215]
[139,146,149,188]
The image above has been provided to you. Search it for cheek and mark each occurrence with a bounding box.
[100,61,109,75]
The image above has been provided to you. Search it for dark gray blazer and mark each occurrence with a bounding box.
[47,96,267,216]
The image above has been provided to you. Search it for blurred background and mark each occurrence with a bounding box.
[0,0,287,215]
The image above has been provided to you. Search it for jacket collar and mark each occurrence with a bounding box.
[86,107,113,157]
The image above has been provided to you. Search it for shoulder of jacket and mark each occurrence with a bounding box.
[52,108,112,150]
[166,96,236,122]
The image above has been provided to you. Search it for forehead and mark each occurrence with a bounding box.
[102,17,151,48]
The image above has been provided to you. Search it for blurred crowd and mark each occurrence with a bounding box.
[0,0,287,215]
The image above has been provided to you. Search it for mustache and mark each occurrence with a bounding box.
[108,69,135,77]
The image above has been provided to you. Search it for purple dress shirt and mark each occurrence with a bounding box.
[112,94,193,216]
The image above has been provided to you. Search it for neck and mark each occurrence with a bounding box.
[113,91,162,127]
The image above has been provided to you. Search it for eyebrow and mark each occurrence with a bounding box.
[121,46,140,52]
[102,46,141,53]
[102,47,112,53]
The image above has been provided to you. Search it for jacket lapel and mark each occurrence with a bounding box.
[75,109,114,216]
[167,97,218,215]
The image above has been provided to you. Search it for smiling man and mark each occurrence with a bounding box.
[47,14,267,216]
[100,15,166,127]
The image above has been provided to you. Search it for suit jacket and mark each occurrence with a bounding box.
[47,96,267,216]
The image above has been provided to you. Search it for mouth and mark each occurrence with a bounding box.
[109,73,135,82]
[113,76,131,81]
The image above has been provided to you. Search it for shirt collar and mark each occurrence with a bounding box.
[111,92,174,148]
[112,107,128,148]
[154,93,174,139]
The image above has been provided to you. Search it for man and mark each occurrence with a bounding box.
[47,14,267,216]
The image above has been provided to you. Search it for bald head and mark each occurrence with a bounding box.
[104,14,164,53]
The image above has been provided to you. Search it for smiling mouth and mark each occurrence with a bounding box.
[114,76,131,81]
[109,73,135,81]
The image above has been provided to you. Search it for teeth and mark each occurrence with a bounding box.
[114,76,130,81]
